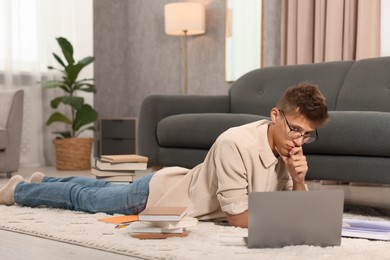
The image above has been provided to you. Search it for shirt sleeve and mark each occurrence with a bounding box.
[213,136,250,215]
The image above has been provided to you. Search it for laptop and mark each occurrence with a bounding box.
[247,190,344,248]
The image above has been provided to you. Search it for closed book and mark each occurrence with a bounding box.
[98,215,138,224]
[95,159,147,171]
[97,175,134,183]
[127,222,184,234]
[100,154,148,163]
[138,206,188,222]
[91,167,135,177]
[140,217,199,229]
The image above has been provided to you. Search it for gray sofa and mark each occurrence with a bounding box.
[0,89,24,177]
[138,56,390,184]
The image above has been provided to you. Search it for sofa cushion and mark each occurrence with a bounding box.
[336,56,390,112]
[304,111,390,157]
[0,128,7,150]
[229,60,354,115]
[157,113,265,149]
[307,155,390,184]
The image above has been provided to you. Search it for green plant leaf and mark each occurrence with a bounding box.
[52,131,72,139]
[42,80,67,89]
[79,86,97,93]
[46,112,72,125]
[52,53,66,67]
[74,83,96,93]
[76,78,95,83]
[62,96,84,110]
[65,63,83,86]
[50,96,83,109]
[73,104,98,131]
[78,56,94,66]
[56,37,74,65]
[42,37,97,139]
[75,126,96,137]
[57,85,70,93]
[50,97,63,109]
[42,80,71,93]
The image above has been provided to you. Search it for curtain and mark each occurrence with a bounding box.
[280,0,380,65]
[0,0,93,166]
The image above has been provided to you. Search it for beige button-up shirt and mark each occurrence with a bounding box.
[146,120,294,220]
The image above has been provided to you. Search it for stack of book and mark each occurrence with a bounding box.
[92,154,148,183]
[127,206,199,239]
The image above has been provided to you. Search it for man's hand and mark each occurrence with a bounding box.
[276,146,307,190]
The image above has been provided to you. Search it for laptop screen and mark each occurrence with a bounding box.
[247,190,344,248]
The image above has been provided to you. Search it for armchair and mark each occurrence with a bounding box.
[0,89,24,177]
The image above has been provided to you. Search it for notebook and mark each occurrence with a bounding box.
[247,190,344,248]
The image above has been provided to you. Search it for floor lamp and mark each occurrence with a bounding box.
[164,2,206,95]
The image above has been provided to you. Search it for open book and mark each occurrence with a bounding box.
[342,219,390,241]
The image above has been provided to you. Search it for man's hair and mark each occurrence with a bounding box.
[276,82,329,126]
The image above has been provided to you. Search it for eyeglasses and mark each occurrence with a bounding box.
[279,110,318,144]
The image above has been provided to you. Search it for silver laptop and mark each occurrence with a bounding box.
[247,190,344,248]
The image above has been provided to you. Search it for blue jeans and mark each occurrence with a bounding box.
[14,173,153,215]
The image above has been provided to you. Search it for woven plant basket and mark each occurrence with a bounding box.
[53,137,94,170]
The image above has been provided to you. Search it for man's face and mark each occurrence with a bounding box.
[271,108,317,157]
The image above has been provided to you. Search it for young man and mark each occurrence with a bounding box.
[0,82,329,228]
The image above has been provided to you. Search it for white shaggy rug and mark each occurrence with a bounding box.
[0,205,389,260]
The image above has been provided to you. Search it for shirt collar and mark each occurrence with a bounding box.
[257,120,279,168]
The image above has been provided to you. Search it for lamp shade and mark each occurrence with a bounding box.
[164,2,206,36]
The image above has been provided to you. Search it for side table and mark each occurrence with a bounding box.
[99,117,137,155]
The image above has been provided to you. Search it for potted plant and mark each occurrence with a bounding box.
[42,37,97,170]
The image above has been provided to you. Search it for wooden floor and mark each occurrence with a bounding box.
[0,166,389,259]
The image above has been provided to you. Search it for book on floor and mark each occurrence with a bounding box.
[127,221,184,234]
[100,154,148,164]
[130,231,189,239]
[139,216,199,230]
[138,206,188,222]
[98,215,138,224]
[95,159,147,171]
[342,218,390,241]
[91,167,135,177]
[96,175,134,183]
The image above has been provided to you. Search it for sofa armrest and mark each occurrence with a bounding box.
[0,89,24,174]
[138,95,230,166]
